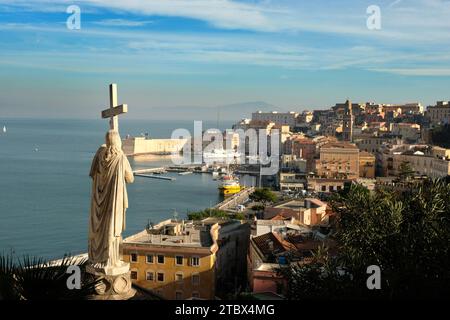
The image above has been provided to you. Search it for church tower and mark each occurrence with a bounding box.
[342,99,353,142]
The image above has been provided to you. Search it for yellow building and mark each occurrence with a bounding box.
[359,151,376,179]
[122,219,219,300]
[316,142,360,179]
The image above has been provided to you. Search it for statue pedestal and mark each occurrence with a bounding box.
[86,262,136,300]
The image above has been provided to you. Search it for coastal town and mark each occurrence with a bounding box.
[2,0,450,310]
[116,98,450,300]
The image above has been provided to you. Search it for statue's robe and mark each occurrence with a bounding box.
[88,145,134,268]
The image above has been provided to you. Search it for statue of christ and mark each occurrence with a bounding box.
[88,130,134,269]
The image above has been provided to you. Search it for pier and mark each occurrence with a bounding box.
[134,173,176,181]
[133,167,167,174]
[214,186,255,211]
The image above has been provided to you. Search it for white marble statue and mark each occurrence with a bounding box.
[88,130,134,270]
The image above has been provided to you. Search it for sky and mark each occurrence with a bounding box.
[1,0,450,119]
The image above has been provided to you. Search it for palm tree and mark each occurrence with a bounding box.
[0,253,100,300]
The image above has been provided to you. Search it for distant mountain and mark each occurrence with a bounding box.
[139,101,280,121]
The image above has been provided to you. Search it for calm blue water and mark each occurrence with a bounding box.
[0,118,253,259]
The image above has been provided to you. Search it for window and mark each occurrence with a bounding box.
[131,271,138,280]
[146,271,154,281]
[321,186,326,192]
[157,255,165,264]
[175,255,183,266]
[130,253,137,263]
[190,256,200,267]
[175,272,183,282]
[175,291,183,300]
[146,255,154,264]
[192,273,200,285]
[157,272,164,282]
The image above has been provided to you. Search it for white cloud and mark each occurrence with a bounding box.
[2,0,450,77]
[3,0,450,42]
[93,19,153,27]
[370,68,450,77]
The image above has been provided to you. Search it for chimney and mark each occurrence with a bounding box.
[267,240,274,252]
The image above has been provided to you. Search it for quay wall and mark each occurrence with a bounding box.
[123,137,188,156]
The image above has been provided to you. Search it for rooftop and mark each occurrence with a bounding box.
[123,219,215,248]
[252,232,286,257]
[274,198,327,210]
[251,230,333,264]
[321,142,358,149]
[359,151,375,158]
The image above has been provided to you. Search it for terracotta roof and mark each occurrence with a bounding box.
[252,233,286,256]
[305,198,327,207]
[270,214,291,221]
[321,142,358,149]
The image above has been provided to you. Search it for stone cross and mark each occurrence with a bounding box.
[101,83,128,132]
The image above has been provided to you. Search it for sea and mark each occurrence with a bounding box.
[0,118,255,259]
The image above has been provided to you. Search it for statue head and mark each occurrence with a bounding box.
[106,130,122,148]
[104,130,122,158]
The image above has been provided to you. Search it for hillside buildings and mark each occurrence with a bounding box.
[379,145,450,178]
[284,136,316,173]
[315,142,360,179]
[359,151,376,179]
[252,111,299,127]
[427,101,450,125]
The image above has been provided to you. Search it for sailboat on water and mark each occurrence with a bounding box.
[2,125,6,133]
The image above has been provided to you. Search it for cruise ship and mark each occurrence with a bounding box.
[218,175,242,196]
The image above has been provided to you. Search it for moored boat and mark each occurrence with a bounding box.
[218,175,242,196]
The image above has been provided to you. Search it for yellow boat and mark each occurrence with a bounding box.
[218,175,242,196]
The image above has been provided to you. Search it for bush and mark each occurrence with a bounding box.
[249,188,277,204]
[187,208,229,220]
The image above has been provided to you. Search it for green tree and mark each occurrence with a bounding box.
[398,161,415,180]
[187,208,229,220]
[279,179,450,299]
[249,188,277,204]
[231,212,246,220]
